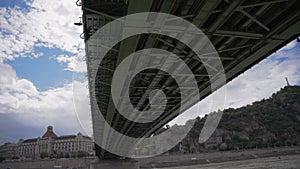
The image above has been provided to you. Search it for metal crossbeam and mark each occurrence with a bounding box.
[85,7,118,20]
[237,7,270,32]
[241,0,288,8]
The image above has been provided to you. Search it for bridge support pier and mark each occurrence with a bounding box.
[90,159,140,169]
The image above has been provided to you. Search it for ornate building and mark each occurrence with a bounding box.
[2,126,94,159]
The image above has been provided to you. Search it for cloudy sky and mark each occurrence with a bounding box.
[0,0,299,145]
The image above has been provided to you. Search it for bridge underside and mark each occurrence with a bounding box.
[81,0,300,159]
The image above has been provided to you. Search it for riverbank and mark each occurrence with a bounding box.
[138,146,300,168]
[0,157,93,169]
[1,146,299,169]
[162,154,300,169]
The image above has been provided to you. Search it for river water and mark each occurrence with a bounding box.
[161,155,300,169]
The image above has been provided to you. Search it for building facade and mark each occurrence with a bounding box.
[0,126,94,159]
[0,142,18,159]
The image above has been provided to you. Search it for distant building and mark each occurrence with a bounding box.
[0,142,18,159]
[16,126,94,159]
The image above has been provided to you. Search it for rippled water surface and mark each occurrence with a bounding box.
[162,155,300,169]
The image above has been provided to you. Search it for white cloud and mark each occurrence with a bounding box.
[56,53,87,73]
[0,0,84,64]
[224,57,299,109]
[0,0,90,139]
[0,61,92,136]
[278,40,297,52]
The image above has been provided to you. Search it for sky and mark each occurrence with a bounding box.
[0,0,299,145]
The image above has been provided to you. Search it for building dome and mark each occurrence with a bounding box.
[47,126,53,132]
[42,126,57,138]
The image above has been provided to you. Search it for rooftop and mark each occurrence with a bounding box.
[18,126,92,144]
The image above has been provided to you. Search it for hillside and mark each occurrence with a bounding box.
[171,85,300,153]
